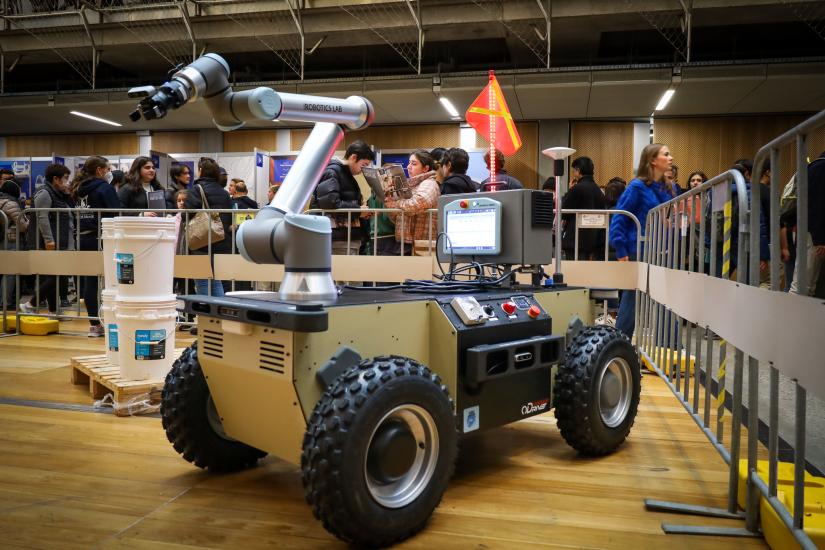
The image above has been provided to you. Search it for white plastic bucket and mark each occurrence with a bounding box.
[101,218,117,291]
[113,217,176,299]
[100,288,119,367]
[115,296,177,381]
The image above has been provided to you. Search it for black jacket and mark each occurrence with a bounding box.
[311,159,362,210]
[77,177,120,234]
[561,176,606,259]
[117,181,164,213]
[809,155,825,246]
[184,178,233,255]
[165,181,188,210]
[233,195,259,210]
[441,173,479,195]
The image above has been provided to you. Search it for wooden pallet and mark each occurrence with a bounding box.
[69,350,182,416]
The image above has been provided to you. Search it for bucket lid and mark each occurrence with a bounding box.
[114,217,176,228]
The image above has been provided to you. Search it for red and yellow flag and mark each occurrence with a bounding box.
[465,71,522,156]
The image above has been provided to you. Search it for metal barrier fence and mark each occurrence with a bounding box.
[0,202,643,331]
[637,110,825,549]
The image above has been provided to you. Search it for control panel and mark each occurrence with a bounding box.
[447,293,547,328]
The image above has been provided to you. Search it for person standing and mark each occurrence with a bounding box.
[20,163,75,317]
[72,156,119,337]
[0,177,29,307]
[383,149,440,255]
[790,150,825,296]
[165,163,191,209]
[480,148,523,191]
[561,156,606,260]
[610,144,675,339]
[118,157,164,216]
[185,158,232,297]
[438,148,479,195]
[310,140,375,255]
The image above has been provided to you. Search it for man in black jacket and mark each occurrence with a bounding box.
[438,148,479,195]
[561,156,606,260]
[311,140,375,254]
[790,150,825,296]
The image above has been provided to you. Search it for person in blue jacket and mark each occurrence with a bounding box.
[610,143,675,339]
[72,155,120,337]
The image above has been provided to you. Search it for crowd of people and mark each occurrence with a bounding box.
[1,140,823,341]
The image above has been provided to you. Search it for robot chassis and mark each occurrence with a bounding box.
[129,55,641,548]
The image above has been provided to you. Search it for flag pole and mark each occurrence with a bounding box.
[488,70,496,186]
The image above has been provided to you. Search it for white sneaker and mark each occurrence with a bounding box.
[19,302,36,314]
[88,325,105,337]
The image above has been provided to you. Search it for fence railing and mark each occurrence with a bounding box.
[637,109,825,549]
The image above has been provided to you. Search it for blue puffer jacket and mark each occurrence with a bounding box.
[609,178,672,259]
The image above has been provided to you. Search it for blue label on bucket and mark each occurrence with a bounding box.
[116,253,134,285]
[108,324,118,352]
[135,329,166,361]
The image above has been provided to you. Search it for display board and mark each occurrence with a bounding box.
[150,150,172,187]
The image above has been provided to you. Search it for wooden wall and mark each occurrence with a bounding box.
[570,121,636,186]
[474,121,540,188]
[152,131,200,154]
[290,124,460,152]
[654,115,825,185]
[4,133,139,157]
[223,130,278,152]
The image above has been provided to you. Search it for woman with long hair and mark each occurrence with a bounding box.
[609,143,674,339]
[117,156,163,216]
[72,155,119,337]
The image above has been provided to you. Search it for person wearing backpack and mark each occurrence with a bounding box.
[72,156,119,337]
[20,163,74,318]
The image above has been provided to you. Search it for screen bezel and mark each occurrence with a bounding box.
[442,197,502,256]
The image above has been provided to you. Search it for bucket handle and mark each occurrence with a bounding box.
[113,230,170,263]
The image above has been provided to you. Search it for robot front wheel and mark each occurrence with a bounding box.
[160,343,268,471]
[301,356,458,548]
[554,326,642,456]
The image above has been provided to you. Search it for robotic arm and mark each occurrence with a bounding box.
[129,53,375,302]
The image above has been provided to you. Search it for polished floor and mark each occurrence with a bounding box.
[0,320,766,549]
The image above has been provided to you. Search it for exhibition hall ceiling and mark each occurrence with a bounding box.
[1,0,824,133]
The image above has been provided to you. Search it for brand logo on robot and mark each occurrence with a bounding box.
[521,398,549,415]
[304,103,343,113]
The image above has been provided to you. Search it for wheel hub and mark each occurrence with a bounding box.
[597,357,633,428]
[367,419,417,483]
[365,404,439,509]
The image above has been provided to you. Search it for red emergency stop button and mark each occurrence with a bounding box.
[502,302,516,315]
[527,305,541,319]
[459,200,468,209]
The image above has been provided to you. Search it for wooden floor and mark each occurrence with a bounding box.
[0,320,767,549]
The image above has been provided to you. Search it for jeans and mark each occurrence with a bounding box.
[195,279,225,297]
[615,252,637,339]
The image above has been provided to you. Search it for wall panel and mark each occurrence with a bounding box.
[655,115,825,186]
[223,130,278,152]
[5,133,139,157]
[151,131,200,154]
[290,124,460,153]
[570,121,636,185]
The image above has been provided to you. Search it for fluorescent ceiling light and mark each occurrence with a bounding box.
[439,96,460,118]
[655,89,675,111]
[70,110,123,127]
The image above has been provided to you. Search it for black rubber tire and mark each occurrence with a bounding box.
[161,343,267,471]
[301,355,457,548]
[553,326,641,456]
